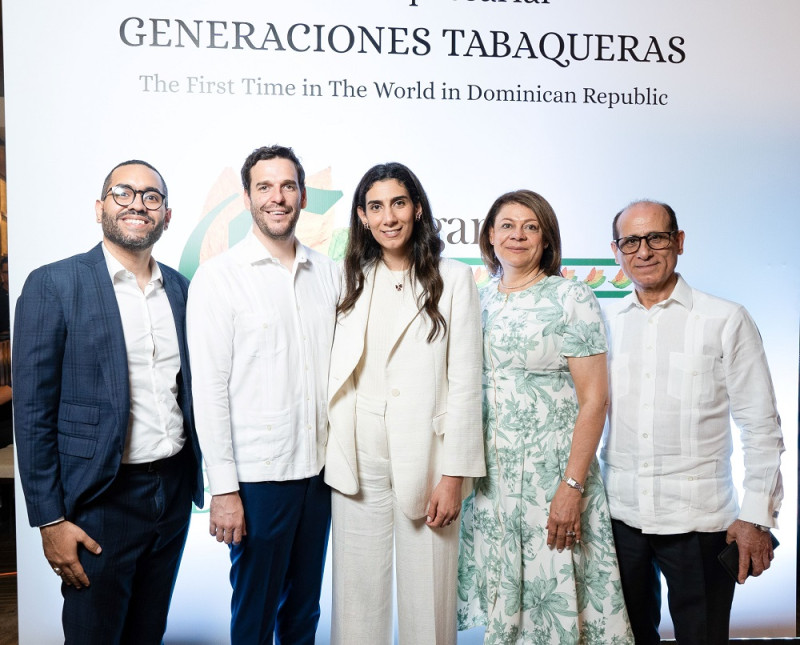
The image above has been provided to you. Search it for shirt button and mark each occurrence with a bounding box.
[265,460,272,465]
[262,323,268,328]
[266,425,272,431]
[643,462,649,468]
[645,373,651,379]
[642,433,648,438]
[391,388,400,397]
[642,489,648,495]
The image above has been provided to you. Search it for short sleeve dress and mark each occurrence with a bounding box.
[457,275,633,645]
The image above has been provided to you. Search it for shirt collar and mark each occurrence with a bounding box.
[101,241,162,285]
[240,229,308,267]
[617,273,692,313]
[666,274,693,309]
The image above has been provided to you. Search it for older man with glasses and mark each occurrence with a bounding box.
[600,199,784,645]
[13,159,203,644]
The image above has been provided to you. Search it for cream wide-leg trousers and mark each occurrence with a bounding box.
[330,395,460,645]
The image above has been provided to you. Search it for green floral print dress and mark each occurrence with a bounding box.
[457,276,633,645]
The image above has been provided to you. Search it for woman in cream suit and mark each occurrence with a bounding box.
[326,162,484,645]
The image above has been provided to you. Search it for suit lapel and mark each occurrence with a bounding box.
[161,266,200,480]
[161,266,192,408]
[161,266,188,373]
[328,265,376,402]
[82,244,130,427]
[328,263,427,403]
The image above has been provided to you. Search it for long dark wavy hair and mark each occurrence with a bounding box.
[338,162,446,342]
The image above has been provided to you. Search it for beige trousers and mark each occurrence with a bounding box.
[330,395,460,645]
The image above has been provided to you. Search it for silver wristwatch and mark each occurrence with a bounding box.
[563,477,585,494]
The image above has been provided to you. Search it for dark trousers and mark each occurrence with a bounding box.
[62,449,193,645]
[612,519,736,645]
[230,473,331,645]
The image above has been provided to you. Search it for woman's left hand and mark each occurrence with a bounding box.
[546,483,582,551]
[426,475,464,528]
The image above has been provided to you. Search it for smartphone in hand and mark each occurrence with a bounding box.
[718,533,779,582]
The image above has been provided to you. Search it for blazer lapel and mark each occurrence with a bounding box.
[328,265,376,402]
[83,245,130,429]
[161,267,189,375]
[161,266,193,413]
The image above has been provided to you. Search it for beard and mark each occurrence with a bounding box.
[251,203,301,241]
[101,208,165,251]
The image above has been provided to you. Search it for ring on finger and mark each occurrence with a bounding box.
[566,530,576,537]
[52,566,62,575]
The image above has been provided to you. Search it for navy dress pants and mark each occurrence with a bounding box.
[230,473,331,645]
[61,449,193,645]
[611,519,736,645]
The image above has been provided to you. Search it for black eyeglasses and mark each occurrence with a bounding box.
[104,184,166,210]
[613,231,677,255]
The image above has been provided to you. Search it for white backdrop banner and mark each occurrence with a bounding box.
[4,0,798,642]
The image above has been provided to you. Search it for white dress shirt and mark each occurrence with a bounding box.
[187,231,340,495]
[601,274,783,534]
[102,244,185,464]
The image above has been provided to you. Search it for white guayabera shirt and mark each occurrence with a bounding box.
[187,231,340,495]
[601,274,784,534]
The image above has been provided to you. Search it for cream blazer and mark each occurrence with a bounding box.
[325,258,486,520]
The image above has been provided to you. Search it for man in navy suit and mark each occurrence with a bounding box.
[13,160,204,644]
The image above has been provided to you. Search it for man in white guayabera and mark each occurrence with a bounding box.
[601,199,784,645]
[187,145,339,644]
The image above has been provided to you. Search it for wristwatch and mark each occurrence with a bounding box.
[563,477,585,494]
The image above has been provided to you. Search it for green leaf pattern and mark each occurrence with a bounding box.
[458,276,633,644]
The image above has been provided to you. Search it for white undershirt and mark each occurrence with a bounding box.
[353,262,410,399]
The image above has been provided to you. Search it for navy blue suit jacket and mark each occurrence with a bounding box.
[13,243,204,527]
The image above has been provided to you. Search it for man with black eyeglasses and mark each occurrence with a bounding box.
[13,160,203,644]
[599,199,784,645]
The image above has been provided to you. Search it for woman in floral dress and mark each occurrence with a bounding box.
[457,190,632,644]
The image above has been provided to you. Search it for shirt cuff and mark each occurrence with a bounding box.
[205,463,240,496]
[739,491,780,529]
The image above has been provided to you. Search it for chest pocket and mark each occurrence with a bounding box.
[235,311,288,358]
[667,353,716,406]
